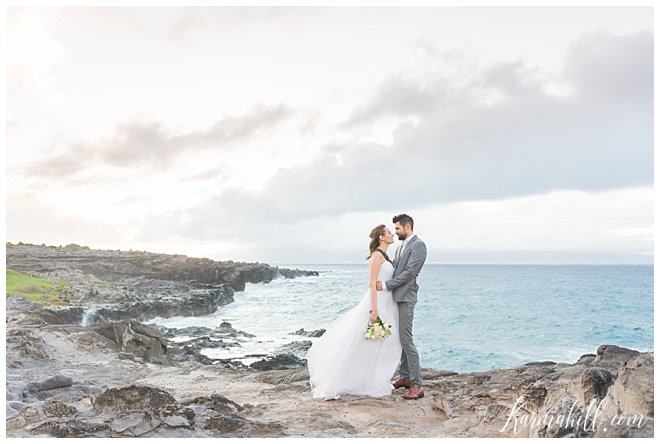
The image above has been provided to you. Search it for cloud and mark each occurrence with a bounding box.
[163,30,652,242]
[25,103,293,177]
[564,30,653,109]
[341,74,447,129]
[478,61,543,97]
[132,186,653,264]
[7,19,652,265]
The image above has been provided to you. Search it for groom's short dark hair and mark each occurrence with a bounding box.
[393,214,414,230]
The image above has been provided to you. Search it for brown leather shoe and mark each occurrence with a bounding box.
[392,379,413,389]
[402,386,424,400]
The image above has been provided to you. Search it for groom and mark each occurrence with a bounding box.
[377,213,427,400]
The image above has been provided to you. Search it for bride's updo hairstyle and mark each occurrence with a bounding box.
[367,224,393,264]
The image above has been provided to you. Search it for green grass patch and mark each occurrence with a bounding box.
[6,269,72,306]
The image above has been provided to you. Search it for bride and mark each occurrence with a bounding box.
[306,224,402,399]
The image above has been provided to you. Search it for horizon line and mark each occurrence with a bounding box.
[5,242,653,267]
[275,262,654,266]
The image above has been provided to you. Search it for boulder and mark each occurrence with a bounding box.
[249,353,306,371]
[93,320,171,365]
[273,341,312,361]
[594,345,640,368]
[184,395,244,415]
[204,413,284,437]
[578,367,614,403]
[42,400,79,417]
[609,353,653,417]
[6,329,50,361]
[289,328,326,337]
[93,385,177,414]
[24,375,74,395]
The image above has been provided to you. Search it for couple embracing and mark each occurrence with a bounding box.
[306,214,428,400]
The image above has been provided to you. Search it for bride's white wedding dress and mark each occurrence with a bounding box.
[306,260,402,399]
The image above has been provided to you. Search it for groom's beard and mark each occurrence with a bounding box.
[397,234,407,241]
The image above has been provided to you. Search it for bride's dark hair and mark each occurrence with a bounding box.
[367,224,393,264]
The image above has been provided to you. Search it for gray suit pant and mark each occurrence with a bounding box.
[398,301,422,387]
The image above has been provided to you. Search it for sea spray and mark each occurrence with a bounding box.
[80,307,99,327]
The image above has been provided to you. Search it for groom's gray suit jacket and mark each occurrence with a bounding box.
[386,235,427,303]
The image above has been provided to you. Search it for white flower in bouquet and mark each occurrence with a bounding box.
[364,317,392,340]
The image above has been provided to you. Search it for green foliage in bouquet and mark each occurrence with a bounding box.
[364,317,392,340]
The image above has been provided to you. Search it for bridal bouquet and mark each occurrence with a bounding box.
[364,317,392,340]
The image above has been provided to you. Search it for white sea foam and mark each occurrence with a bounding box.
[80,307,98,327]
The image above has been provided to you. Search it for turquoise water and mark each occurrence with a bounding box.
[154,264,653,373]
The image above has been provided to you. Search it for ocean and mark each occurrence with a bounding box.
[153,264,654,373]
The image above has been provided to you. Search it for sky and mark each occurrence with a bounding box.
[5,6,654,264]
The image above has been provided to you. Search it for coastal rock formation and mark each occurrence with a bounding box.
[249,353,307,371]
[604,352,653,418]
[8,383,284,438]
[273,340,313,361]
[158,322,256,367]
[289,328,326,337]
[6,243,317,323]
[5,243,653,438]
[84,285,235,323]
[93,320,171,366]
[7,242,317,293]
[24,375,74,395]
[6,304,653,438]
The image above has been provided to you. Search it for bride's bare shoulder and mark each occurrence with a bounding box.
[369,250,386,264]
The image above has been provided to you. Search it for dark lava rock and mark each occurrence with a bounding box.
[39,307,86,325]
[161,321,257,367]
[36,419,111,438]
[89,286,234,324]
[24,375,74,395]
[579,367,614,401]
[595,344,641,365]
[162,321,255,340]
[93,320,171,365]
[6,329,50,361]
[42,400,79,417]
[184,395,244,415]
[93,385,177,414]
[203,413,283,437]
[249,353,306,371]
[289,328,325,337]
[575,354,597,366]
[273,341,312,361]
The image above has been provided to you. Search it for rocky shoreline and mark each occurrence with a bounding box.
[5,243,654,437]
[7,242,317,324]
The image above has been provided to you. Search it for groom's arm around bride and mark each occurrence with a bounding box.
[380,241,427,296]
[376,239,427,301]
